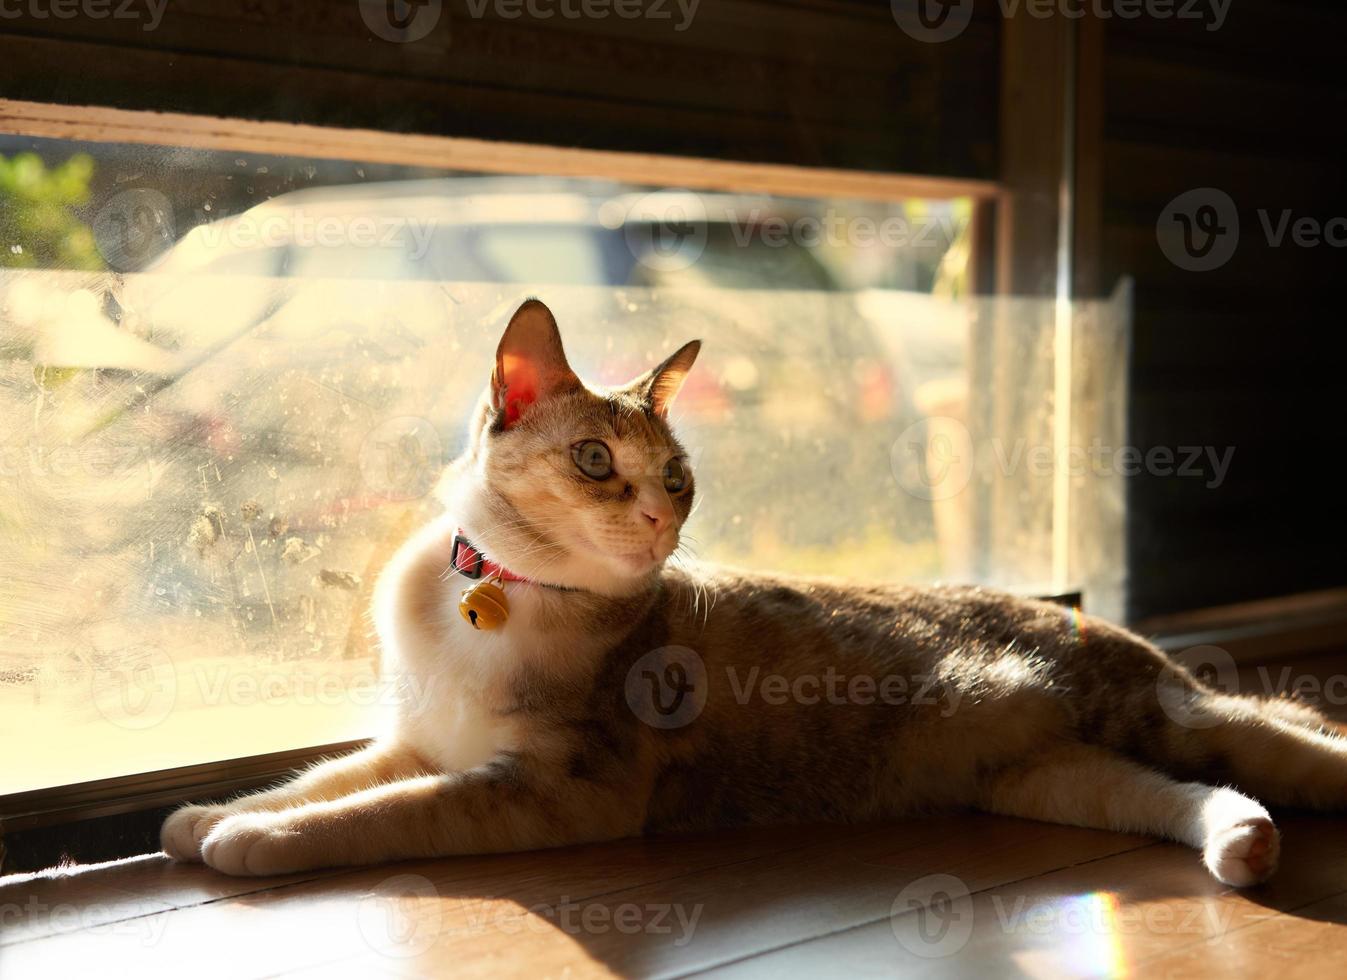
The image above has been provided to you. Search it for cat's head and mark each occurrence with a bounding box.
[442,299,701,596]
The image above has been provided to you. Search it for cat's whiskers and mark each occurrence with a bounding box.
[666,546,715,627]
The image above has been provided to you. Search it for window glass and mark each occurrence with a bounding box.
[0,136,1124,794]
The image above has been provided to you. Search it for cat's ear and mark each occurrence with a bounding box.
[637,340,701,418]
[491,299,579,427]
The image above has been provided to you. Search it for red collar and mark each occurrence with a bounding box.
[451,530,530,584]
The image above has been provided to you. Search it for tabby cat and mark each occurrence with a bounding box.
[163,298,1345,886]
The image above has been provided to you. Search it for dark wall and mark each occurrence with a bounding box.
[0,0,999,178]
[1096,1,1347,619]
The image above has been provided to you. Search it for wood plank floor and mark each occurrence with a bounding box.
[2,811,1346,978]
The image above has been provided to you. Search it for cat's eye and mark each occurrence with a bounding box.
[663,456,690,494]
[571,440,613,480]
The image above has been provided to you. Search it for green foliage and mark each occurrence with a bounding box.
[0,152,103,270]
[932,197,973,299]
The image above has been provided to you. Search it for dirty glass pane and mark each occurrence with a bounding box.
[0,136,1124,793]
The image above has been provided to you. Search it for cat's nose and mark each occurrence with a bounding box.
[640,498,675,534]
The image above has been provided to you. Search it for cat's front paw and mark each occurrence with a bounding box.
[161,804,234,863]
[201,813,304,876]
[1204,815,1280,887]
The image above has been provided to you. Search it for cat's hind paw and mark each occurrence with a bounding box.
[1203,815,1280,887]
[161,804,233,863]
[200,813,303,876]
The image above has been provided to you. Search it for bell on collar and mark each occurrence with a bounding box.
[459,576,509,630]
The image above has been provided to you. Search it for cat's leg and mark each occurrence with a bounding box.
[1062,626,1347,811]
[978,742,1279,887]
[161,740,430,863]
[1156,692,1347,811]
[199,754,643,876]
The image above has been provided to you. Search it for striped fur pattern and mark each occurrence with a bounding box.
[163,300,1346,885]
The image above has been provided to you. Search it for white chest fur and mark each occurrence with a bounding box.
[398,682,517,773]
[372,514,554,774]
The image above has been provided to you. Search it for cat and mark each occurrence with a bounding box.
[163,297,1345,885]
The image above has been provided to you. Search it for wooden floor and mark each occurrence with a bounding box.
[3,810,1347,979]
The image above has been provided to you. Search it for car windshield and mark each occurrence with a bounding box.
[175,218,844,294]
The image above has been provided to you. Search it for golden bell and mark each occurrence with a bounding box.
[459,578,509,630]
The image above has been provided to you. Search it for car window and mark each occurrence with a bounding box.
[628,223,840,291]
[470,226,609,285]
[282,239,424,281]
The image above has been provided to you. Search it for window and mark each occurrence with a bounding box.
[0,122,1126,799]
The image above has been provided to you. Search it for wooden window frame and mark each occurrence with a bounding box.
[1,740,370,837]
[0,100,999,204]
